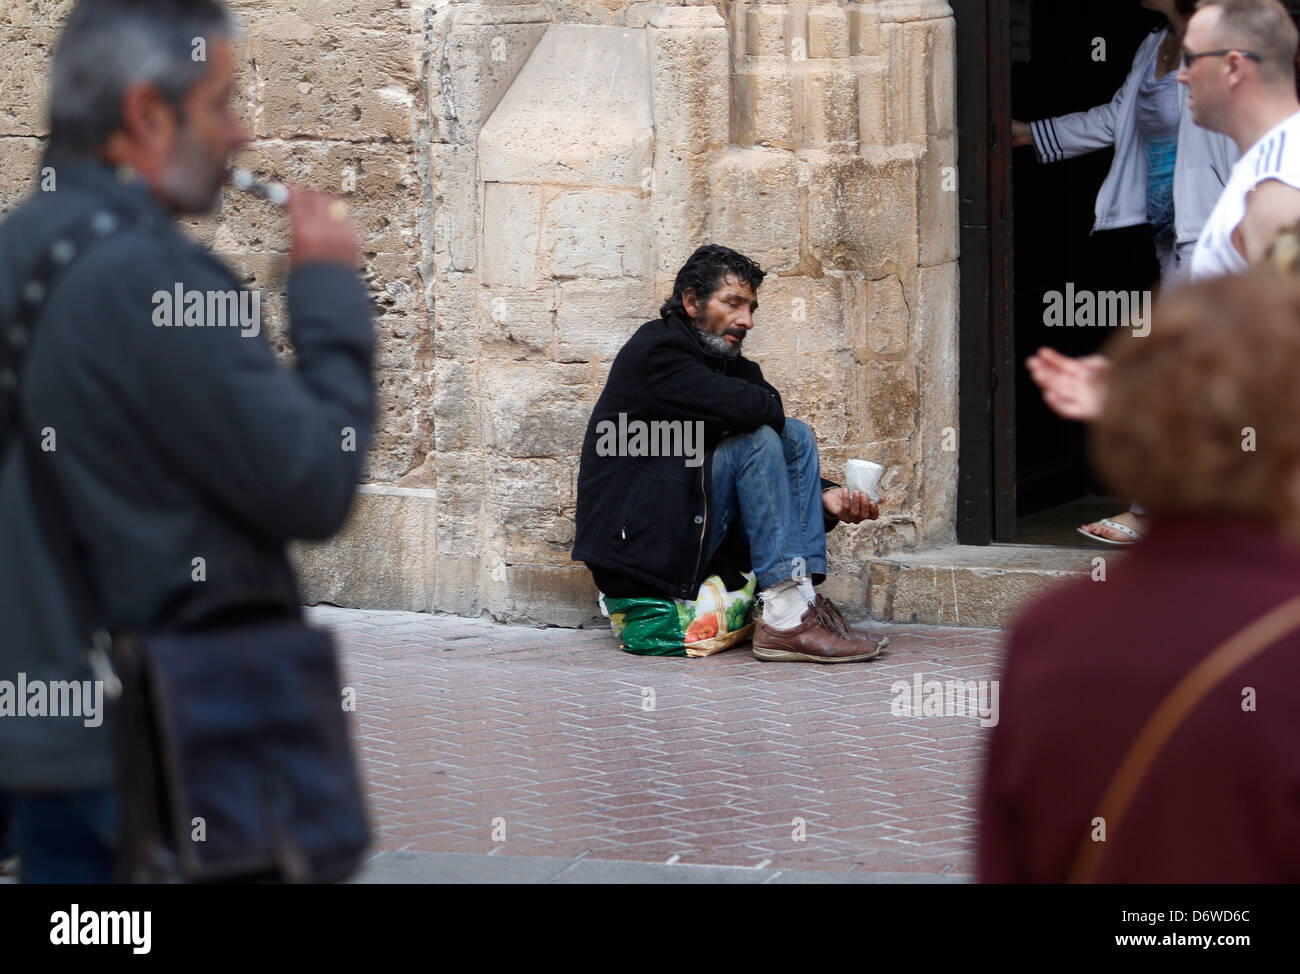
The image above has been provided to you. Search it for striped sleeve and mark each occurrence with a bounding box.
[1030,118,1065,164]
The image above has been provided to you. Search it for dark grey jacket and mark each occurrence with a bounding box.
[0,155,374,791]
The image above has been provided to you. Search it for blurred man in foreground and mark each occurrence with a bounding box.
[980,270,1300,882]
[0,0,374,881]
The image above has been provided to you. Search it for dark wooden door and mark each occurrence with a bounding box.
[955,0,1015,544]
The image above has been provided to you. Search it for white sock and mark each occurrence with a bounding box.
[762,579,814,630]
[796,577,815,604]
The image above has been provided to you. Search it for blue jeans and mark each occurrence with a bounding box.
[3,788,117,883]
[705,418,827,590]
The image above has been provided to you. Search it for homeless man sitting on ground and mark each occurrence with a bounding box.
[572,244,886,663]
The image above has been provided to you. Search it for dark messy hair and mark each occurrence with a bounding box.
[1177,0,1198,14]
[659,244,766,321]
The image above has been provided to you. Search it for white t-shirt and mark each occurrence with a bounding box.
[1191,111,1300,279]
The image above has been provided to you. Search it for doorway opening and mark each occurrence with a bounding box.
[1011,0,1164,545]
[956,0,1173,546]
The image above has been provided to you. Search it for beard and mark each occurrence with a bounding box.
[158,124,227,215]
[696,328,742,359]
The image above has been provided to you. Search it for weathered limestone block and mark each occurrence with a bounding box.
[250,32,417,141]
[433,271,478,352]
[650,144,712,276]
[915,259,959,546]
[848,3,882,55]
[366,251,429,325]
[486,458,575,565]
[478,25,653,188]
[435,22,548,144]
[435,451,488,553]
[865,272,911,356]
[856,60,890,147]
[709,148,800,271]
[292,487,437,612]
[0,138,42,213]
[1,1,75,28]
[236,0,410,32]
[480,183,544,288]
[863,359,918,443]
[917,133,959,266]
[806,5,850,58]
[446,1,553,23]
[882,21,929,146]
[430,142,480,274]
[476,286,556,358]
[829,515,919,566]
[875,561,1048,630]
[806,149,918,273]
[370,368,435,482]
[434,553,484,618]
[541,189,653,280]
[0,28,53,136]
[555,278,656,362]
[372,311,426,372]
[480,361,592,459]
[744,5,786,57]
[731,59,794,148]
[498,565,602,627]
[648,7,728,153]
[743,272,857,360]
[793,60,858,149]
[432,359,483,453]
[927,16,958,138]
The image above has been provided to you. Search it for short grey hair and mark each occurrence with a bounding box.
[47,0,238,155]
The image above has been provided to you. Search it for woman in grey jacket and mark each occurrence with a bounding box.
[1012,0,1238,544]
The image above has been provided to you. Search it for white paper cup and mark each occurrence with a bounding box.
[845,459,884,503]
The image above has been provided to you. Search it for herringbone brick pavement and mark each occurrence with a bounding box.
[312,605,1008,878]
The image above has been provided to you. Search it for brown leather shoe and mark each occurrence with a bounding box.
[752,601,886,663]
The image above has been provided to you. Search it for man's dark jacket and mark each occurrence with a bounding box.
[572,311,835,600]
[0,155,374,791]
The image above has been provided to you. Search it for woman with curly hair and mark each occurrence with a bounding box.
[982,269,1300,882]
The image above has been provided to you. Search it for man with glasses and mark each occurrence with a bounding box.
[1183,0,1300,275]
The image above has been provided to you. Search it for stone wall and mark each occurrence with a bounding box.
[0,0,959,626]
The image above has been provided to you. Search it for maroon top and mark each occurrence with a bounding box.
[979,514,1300,882]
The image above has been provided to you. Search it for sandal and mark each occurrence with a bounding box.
[1078,517,1144,546]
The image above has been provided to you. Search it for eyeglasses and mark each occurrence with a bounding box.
[1181,48,1264,68]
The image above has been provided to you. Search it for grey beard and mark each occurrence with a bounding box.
[697,329,741,359]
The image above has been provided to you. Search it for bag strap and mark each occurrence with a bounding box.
[1069,593,1300,883]
[1,203,145,686]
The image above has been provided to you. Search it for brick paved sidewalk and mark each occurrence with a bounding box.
[315,605,1008,881]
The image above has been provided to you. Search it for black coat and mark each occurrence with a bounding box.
[572,312,836,600]
[0,154,374,790]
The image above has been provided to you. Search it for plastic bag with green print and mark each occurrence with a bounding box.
[598,572,758,657]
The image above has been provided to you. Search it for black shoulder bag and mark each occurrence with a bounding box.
[2,206,371,883]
